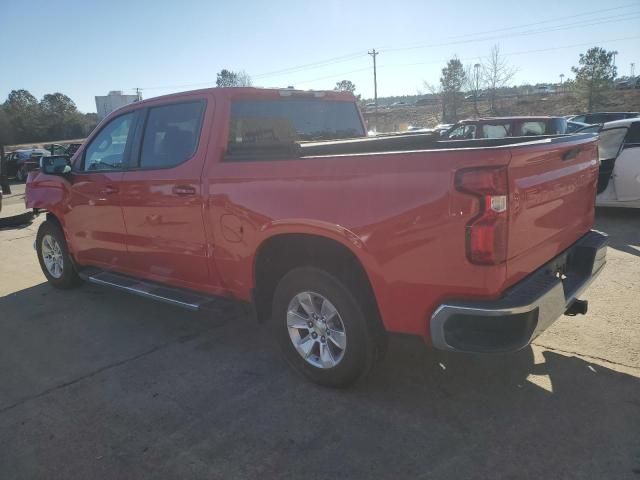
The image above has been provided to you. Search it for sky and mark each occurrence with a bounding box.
[1,0,639,113]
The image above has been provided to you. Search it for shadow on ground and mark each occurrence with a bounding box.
[595,207,640,258]
[0,282,638,479]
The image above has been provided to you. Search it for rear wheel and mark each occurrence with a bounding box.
[36,220,81,289]
[271,267,374,387]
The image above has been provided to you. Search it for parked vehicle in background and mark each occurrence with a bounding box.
[568,112,639,124]
[433,123,454,136]
[26,87,607,387]
[464,92,486,101]
[46,143,83,157]
[566,120,592,133]
[444,116,567,139]
[5,149,50,182]
[614,79,634,90]
[405,125,432,134]
[535,85,556,94]
[586,118,640,208]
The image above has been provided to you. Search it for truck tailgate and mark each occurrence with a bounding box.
[506,135,599,286]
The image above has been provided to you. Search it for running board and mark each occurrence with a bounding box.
[80,270,232,312]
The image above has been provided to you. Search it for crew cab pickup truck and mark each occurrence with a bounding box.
[26,87,607,387]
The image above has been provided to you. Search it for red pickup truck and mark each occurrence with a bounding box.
[26,87,607,387]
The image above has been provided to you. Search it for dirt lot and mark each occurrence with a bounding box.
[366,89,640,132]
[0,190,638,479]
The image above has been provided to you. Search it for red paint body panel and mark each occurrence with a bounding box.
[26,88,599,342]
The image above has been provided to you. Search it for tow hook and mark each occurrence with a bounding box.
[565,299,588,316]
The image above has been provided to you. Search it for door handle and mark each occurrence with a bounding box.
[100,185,119,195]
[562,147,582,161]
[173,185,196,196]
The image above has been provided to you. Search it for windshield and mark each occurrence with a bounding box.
[228,99,365,146]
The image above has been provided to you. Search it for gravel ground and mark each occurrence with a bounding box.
[0,196,638,480]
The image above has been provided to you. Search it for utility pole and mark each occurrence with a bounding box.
[368,49,379,132]
[135,88,142,102]
[631,63,636,77]
[474,63,480,116]
[368,49,379,107]
[559,73,564,94]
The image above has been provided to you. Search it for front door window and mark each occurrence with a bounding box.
[82,113,135,171]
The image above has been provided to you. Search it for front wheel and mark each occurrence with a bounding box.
[271,267,375,387]
[36,220,81,289]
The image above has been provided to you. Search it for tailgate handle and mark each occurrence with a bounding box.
[562,147,582,161]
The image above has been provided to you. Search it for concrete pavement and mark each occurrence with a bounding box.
[0,209,638,479]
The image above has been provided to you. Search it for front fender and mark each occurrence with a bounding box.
[25,172,70,227]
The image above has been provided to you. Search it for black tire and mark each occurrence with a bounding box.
[271,267,375,388]
[36,220,81,289]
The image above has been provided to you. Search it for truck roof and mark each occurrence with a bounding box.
[134,87,357,107]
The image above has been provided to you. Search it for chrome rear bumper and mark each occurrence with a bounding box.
[430,230,608,353]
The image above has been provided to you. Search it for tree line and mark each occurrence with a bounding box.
[0,90,98,147]
[422,45,619,123]
[0,51,621,147]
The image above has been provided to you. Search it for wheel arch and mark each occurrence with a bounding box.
[252,226,386,338]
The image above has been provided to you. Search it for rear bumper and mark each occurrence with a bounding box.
[430,230,608,353]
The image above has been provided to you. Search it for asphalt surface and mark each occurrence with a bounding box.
[1,194,639,479]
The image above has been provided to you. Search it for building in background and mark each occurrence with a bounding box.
[95,91,140,120]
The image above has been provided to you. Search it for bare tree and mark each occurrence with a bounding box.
[423,81,445,123]
[463,63,482,116]
[481,45,517,113]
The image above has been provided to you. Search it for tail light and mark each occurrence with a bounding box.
[455,167,508,265]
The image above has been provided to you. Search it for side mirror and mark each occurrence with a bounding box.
[40,155,71,175]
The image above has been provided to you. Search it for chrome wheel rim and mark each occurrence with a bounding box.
[286,291,347,369]
[41,234,64,279]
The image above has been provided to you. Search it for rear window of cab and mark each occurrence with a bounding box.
[227,99,365,150]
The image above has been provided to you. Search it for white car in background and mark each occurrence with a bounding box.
[580,118,640,208]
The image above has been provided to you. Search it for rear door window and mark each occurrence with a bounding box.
[138,101,205,169]
[227,99,365,152]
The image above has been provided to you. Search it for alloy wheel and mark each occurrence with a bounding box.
[286,291,347,369]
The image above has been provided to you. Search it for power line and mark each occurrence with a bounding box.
[133,4,640,93]
[381,3,640,52]
[255,3,640,79]
[383,12,640,54]
[293,35,640,86]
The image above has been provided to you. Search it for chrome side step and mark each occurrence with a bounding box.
[80,270,229,312]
